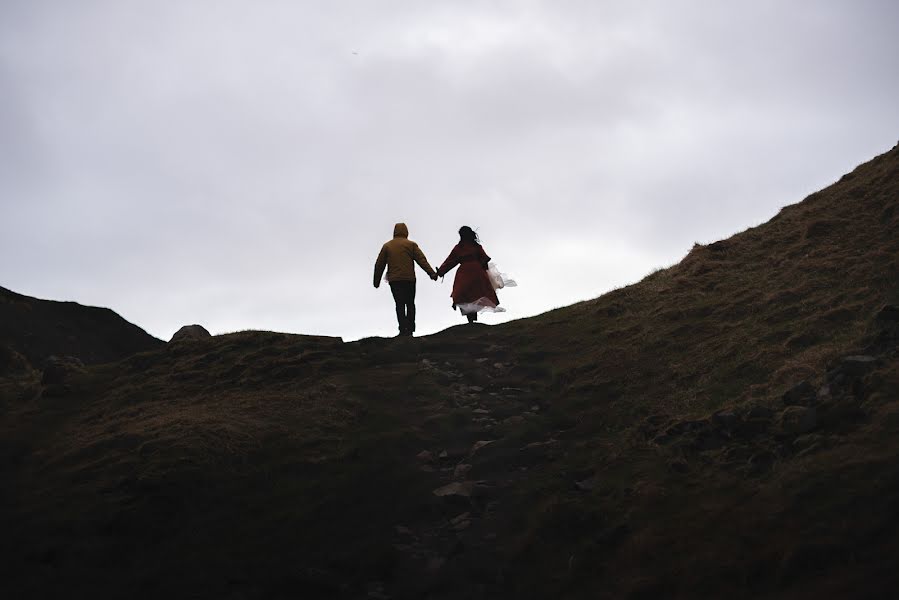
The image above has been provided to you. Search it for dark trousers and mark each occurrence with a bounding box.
[389,281,416,335]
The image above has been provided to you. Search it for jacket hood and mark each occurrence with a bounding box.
[393,223,409,238]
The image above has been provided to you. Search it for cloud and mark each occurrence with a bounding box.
[1,0,898,340]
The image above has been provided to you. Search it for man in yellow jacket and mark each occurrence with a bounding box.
[374,223,438,336]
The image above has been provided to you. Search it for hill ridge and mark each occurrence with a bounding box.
[0,285,164,369]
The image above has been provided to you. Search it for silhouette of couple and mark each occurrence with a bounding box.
[373,223,500,337]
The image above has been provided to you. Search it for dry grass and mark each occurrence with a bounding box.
[1,144,898,599]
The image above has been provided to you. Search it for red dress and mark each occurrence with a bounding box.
[436,242,500,308]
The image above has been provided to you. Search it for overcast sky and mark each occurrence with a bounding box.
[2,1,898,341]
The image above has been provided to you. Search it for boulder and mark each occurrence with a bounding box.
[779,406,817,435]
[712,409,740,430]
[746,405,775,420]
[170,324,211,343]
[453,463,472,478]
[41,355,85,385]
[783,381,817,407]
[433,481,475,498]
[470,440,494,455]
[875,304,899,323]
[838,355,878,376]
[450,512,471,531]
[792,433,825,452]
[575,476,600,491]
[748,450,777,472]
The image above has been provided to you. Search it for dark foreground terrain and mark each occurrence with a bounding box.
[1,144,898,599]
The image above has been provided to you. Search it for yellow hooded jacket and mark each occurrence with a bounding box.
[374,223,436,285]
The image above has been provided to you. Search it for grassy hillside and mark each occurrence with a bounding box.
[1,143,897,599]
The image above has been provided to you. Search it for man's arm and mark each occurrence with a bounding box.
[373,245,388,287]
[413,244,437,280]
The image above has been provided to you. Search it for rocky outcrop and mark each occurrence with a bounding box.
[41,355,86,385]
[170,324,212,343]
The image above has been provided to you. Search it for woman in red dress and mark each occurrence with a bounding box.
[436,226,500,323]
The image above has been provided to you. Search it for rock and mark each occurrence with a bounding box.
[828,372,847,386]
[692,429,727,452]
[712,409,740,429]
[669,459,689,473]
[783,381,817,407]
[523,439,557,450]
[426,557,446,573]
[530,405,540,412]
[575,476,599,492]
[433,481,475,498]
[520,439,559,463]
[452,520,470,531]
[416,450,434,463]
[797,443,823,458]
[450,512,471,527]
[748,450,776,472]
[792,433,825,452]
[816,400,866,429]
[502,415,525,426]
[394,525,416,537]
[170,324,211,343]
[881,410,899,431]
[438,450,449,459]
[472,408,490,415]
[666,419,708,436]
[470,440,494,455]
[838,355,878,376]
[41,355,85,385]
[722,446,753,463]
[746,405,774,420]
[780,406,817,435]
[875,305,899,322]
[454,463,472,478]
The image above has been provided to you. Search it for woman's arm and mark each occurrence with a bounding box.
[436,245,460,277]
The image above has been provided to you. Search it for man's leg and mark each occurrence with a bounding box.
[389,282,408,335]
[406,281,417,334]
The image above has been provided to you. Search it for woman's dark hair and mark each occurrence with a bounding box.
[458,226,479,244]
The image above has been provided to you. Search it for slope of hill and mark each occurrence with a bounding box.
[0,143,897,599]
[0,286,164,369]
